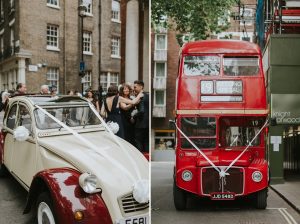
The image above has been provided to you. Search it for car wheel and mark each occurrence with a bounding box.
[254,188,268,209]
[173,180,187,210]
[36,192,56,224]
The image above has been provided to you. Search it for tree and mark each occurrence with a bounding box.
[152,0,237,41]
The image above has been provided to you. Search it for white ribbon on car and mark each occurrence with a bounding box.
[89,102,149,203]
[174,118,269,178]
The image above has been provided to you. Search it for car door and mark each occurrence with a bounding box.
[10,103,37,189]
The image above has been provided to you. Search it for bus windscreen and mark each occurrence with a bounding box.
[184,56,220,76]
[223,57,259,76]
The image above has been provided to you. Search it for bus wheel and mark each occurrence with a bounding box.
[254,188,268,209]
[173,181,187,210]
[36,192,57,224]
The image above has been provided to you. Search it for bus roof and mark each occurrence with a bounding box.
[181,40,261,55]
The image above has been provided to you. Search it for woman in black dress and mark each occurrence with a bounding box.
[119,84,136,145]
[101,85,142,139]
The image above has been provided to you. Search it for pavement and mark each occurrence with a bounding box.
[270,175,300,214]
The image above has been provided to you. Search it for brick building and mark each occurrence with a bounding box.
[0,0,149,94]
[212,0,257,42]
[151,25,180,160]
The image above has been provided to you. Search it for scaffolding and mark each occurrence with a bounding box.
[265,0,300,35]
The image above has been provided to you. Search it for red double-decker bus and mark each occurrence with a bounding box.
[173,40,269,210]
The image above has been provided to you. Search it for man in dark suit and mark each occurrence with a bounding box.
[133,80,149,153]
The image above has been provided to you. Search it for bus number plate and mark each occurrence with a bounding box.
[210,192,235,200]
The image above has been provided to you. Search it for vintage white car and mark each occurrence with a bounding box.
[0,95,149,224]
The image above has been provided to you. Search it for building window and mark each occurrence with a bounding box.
[47,0,59,7]
[10,27,14,55]
[155,34,167,50]
[47,25,59,50]
[112,0,120,22]
[83,32,92,54]
[240,8,253,26]
[154,90,165,106]
[81,0,92,15]
[10,0,14,8]
[154,131,175,150]
[0,0,4,20]
[100,72,119,92]
[0,36,3,56]
[82,71,92,92]
[111,36,120,58]
[47,68,59,93]
[155,62,166,77]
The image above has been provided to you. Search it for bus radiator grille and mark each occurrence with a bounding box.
[201,167,244,194]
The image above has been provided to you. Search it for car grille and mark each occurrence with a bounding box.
[118,193,149,216]
[201,167,244,195]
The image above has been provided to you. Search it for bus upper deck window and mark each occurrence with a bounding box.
[184,56,220,76]
[223,57,259,76]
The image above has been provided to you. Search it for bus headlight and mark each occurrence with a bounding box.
[182,170,193,181]
[79,173,101,193]
[252,171,263,182]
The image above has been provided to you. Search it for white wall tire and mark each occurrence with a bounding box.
[36,192,56,224]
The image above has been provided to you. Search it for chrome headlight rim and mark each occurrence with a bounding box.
[252,171,263,183]
[182,170,193,182]
[79,173,101,194]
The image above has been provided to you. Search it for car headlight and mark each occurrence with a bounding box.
[79,173,101,194]
[252,171,263,182]
[182,170,193,181]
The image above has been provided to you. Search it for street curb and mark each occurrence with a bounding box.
[270,185,300,214]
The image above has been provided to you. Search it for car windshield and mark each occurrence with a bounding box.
[34,105,101,130]
[180,116,216,149]
[184,56,220,76]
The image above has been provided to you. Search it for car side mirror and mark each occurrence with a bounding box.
[13,126,30,141]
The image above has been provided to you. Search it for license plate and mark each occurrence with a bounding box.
[210,192,235,200]
[119,214,149,224]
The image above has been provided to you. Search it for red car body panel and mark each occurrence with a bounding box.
[25,168,113,224]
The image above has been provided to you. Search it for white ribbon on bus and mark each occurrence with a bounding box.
[173,118,269,178]
[34,103,149,203]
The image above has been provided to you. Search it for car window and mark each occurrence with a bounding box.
[18,104,32,132]
[6,104,18,130]
[34,106,101,130]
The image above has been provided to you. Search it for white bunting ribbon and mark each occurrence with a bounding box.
[223,118,269,175]
[174,122,221,174]
[174,118,269,178]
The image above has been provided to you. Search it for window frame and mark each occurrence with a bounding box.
[47,24,59,51]
[154,62,167,78]
[111,0,121,22]
[111,36,120,58]
[47,67,59,93]
[154,90,166,107]
[83,31,92,54]
[155,34,167,50]
[82,71,92,92]
[47,0,60,8]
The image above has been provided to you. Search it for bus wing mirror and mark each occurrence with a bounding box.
[270,118,277,126]
[169,119,175,129]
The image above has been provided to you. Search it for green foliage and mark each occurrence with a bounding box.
[152,0,236,41]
